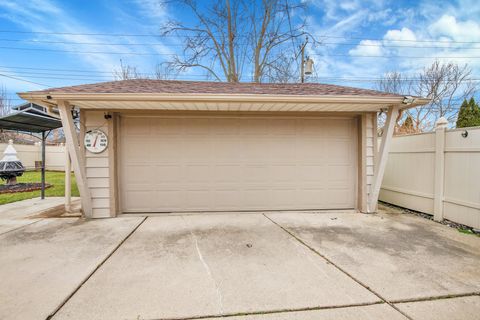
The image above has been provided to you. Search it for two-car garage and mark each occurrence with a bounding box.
[119,114,357,213]
[20,79,427,218]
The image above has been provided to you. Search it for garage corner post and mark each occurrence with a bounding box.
[58,100,92,218]
[369,105,400,212]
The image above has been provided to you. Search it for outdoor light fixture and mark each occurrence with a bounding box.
[461,130,468,138]
[402,96,415,105]
[304,57,314,75]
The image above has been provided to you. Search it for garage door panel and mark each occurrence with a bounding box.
[210,118,240,134]
[268,119,297,135]
[184,118,212,134]
[120,115,356,212]
[212,165,242,182]
[213,190,241,210]
[185,190,212,210]
[122,117,151,135]
[328,188,354,206]
[151,118,183,135]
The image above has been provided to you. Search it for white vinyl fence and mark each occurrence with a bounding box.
[380,120,480,229]
[0,143,68,171]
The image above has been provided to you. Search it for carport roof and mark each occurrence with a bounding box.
[0,105,62,133]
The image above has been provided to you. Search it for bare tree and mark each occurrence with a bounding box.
[0,85,19,143]
[154,62,178,80]
[0,85,11,116]
[375,72,415,131]
[376,61,477,132]
[160,0,311,82]
[113,59,142,80]
[415,61,476,126]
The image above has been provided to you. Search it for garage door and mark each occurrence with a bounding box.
[120,115,357,212]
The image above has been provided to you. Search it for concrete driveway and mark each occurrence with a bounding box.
[1,209,479,320]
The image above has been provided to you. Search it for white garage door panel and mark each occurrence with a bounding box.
[120,115,357,212]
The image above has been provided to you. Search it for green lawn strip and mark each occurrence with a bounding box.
[0,171,79,205]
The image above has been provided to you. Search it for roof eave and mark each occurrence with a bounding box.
[18,92,431,109]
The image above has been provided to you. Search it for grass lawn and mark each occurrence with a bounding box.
[0,171,79,205]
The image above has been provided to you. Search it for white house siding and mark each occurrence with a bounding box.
[84,111,112,218]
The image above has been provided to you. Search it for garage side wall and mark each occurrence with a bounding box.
[83,111,115,218]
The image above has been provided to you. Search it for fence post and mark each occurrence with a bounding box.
[434,117,448,221]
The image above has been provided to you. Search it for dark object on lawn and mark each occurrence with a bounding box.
[0,140,25,185]
[0,182,52,194]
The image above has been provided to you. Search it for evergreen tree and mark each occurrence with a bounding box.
[456,97,480,128]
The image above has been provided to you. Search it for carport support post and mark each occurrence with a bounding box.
[65,145,71,212]
[369,105,399,212]
[433,117,448,221]
[58,100,92,218]
[41,131,46,200]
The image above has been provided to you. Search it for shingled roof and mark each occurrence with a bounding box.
[25,79,403,97]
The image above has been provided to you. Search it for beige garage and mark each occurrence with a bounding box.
[19,80,429,218]
[120,115,357,212]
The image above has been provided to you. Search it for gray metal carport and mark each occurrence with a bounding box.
[0,103,63,200]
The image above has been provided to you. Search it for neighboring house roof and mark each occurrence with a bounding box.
[24,79,404,97]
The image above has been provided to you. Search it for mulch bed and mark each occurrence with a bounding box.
[0,183,52,194]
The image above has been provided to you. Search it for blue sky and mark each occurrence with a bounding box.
[0,0,479,105]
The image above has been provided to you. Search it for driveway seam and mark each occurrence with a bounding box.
[144,301,384,320]
[262,213,414,320]
[45,216,148,320]
[391,291,480,304]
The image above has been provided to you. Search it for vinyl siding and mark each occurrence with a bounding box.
[84,111,112,218]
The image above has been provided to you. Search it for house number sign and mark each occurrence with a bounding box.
[84,129,108,154]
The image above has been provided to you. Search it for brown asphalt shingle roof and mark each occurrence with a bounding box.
[26,79,403,97]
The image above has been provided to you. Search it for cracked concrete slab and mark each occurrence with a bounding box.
[202,303,408,319]
[53,214,379,320]
[266,212,480,302]
[0,217,143,320]
[396,296,480,320]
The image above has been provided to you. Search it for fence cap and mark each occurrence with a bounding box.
[435,117,448,128]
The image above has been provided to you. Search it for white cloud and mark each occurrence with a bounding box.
[384,27,417,42]
[349,40,384,56]
[428,15,480,42]
[132,0,168,19]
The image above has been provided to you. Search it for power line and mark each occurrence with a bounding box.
[2,65,480,81]
[320,41,480,50]
[2,71,480,83]
[1,37,479,50]
[0,73,50,87]
[0,29,479,44]
[311,53,480,59]
[0,46,175,56]
[1,45,480,59]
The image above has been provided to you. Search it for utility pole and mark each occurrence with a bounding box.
[299,37,308,83]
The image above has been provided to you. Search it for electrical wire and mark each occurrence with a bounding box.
[0,29,479,44]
